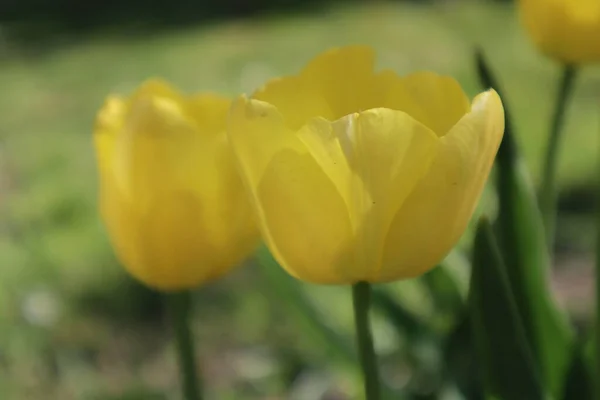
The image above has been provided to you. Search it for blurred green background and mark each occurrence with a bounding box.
[0,0,598,399]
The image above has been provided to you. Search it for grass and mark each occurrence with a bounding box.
[0,1,599,398]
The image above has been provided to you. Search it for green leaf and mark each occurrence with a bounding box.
[470,217,546,400]
[561,340,593,400]
[371,288,429,343]
[256,245,357,365]
[581,331,597,399]
[422,259,466,316]
[256,246,401,400]
[377,251,467,339]
[443,313,483,400]
[475,49,573,397]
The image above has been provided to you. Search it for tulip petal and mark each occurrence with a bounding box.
[96,83,259,290]
[374,71,471,137]
[198,132,259,259]
[136,191,222,290]
[566,0,600,22]
[300,46,378,120]
[254,75,333,130]
[187,93,233,135]
[99,172,143,278]
[520,0,600,64]
[101,169,252,291]
[228,97,354,283]
[112,92,220,206]
[297,109,439,280]
[253,46,379,129]
[112,97,192,204]
[294,117,361,229]
[94,96,127,170]
[520,0,564,58]
[106,80,234,208]
[130,79,183,104]
[380,90,504,281]
[350,109,440,280]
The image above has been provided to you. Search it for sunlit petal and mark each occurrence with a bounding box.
[228,96,354,283]
[380,90,504,281]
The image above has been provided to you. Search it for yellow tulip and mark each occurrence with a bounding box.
[94,80,259,291]
[519,0,600,64]
[228,46,504,284]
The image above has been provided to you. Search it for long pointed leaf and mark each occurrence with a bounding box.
[470,217,546,400]
[444,314,484,400]
[475,49,573,397]
[561,340,593,400]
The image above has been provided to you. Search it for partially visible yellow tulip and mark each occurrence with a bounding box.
[519,0,600,64]
[228,46,504,284]
[94,80,259,291]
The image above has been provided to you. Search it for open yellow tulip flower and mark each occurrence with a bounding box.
[94,80,259,291]
[228,46,505,284]
[519,0,600,64]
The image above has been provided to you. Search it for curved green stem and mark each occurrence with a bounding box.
[168,291,202,400]
[539,65,578,251]
[352,282,381,400]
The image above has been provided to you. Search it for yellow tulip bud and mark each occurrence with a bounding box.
[228,46,504,284]
[94,80,259,291]
[519,0,600,64]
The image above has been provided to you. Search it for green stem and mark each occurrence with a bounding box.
[596,129,600,400]
[539,65,578,251]
[352,282,381,400]
[596,274,600,400]
[168,291,202,400]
